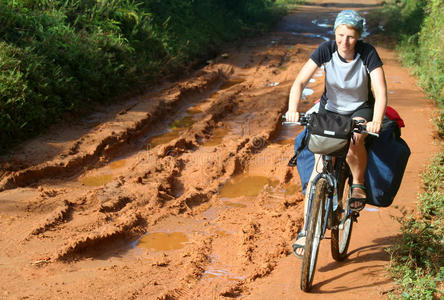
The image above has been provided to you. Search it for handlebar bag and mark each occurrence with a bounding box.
[307,112,353,156]
[364,118,410,207]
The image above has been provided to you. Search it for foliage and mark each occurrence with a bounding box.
[380,0,443,109]
[382,1,444,295]
[273,0,306,10]
[0,0,281,153]
[387,152,444,299]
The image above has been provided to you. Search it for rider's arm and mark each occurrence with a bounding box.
[367,66,387,133]
[286,59,319,122]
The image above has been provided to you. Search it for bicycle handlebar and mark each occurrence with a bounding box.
[282,114,379,137]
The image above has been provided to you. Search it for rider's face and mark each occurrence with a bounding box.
[335,25,360,56]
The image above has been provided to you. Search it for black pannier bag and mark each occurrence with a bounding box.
[307,111,353,156]
[364,118,410,207]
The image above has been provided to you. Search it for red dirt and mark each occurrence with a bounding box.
[0,1,439,299]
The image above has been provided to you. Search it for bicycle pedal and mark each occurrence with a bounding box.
[352,212,360,222]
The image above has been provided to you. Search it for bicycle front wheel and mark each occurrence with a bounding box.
[331,164,353,261]
[300,178,328,292]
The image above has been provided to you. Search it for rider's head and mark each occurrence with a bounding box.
[333,10,364,37]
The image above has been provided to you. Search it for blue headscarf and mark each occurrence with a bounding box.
[334,10,364,34]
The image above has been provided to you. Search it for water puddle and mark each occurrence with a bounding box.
[203,269,245,281]
[203,127,230,147]
[266,183,300,200]
[79,174,114,186]
[291,32,330,42]
[283,183,299,195]
[147,116,196,148]
[137,232,189,251]
[170,116,195,129]
[109,159,126,169]
[302,88,314,97]
[219,174,279,198]
[220,78,245,90]
[312,19,332,28]
[365,207,379,212]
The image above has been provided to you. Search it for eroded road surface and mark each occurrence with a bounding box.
[0,1,439,299]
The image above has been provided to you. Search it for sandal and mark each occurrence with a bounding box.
[292,231,306,259]
[348,184,367,212]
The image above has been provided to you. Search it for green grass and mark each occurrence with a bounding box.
[377,0,443,128]
[373,0,444,298]
[273,0,306,10]
[387,151,444,299]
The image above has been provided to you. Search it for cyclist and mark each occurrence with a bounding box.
[285,10,387,257]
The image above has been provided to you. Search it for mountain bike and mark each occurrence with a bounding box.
[283,113,379,291]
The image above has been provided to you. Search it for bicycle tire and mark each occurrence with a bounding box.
[331,164,353,261]
[300,178,328,292]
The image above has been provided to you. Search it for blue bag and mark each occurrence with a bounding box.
[364,119,410,207]
[289,128,315,195]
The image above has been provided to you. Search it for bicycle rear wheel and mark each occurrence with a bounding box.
[300,178,328,292]
[331,164,353,261]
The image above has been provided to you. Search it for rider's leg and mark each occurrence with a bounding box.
[346,117,368,206]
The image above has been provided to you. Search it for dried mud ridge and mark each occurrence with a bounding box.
[1,29,324,299]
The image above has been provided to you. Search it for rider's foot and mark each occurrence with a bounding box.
[349,184,367,211]
[292,231,306,259]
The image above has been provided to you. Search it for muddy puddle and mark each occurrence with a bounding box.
[219,77,245,90]
[219,174,279,199]
[137,232,189,251]
[147,116,196,148]
[79,174,114,186]
[203,268,245,281]
[202,126,230,147]
[78,158,128,187]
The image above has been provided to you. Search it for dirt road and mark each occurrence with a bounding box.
[0,1,439,299]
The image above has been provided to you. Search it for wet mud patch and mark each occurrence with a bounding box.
[219,174,279,198]
[79,174,114,187]
[137,232,189,251]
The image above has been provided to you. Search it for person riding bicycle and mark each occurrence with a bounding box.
[285,10,388,257]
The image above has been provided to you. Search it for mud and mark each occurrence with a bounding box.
[0,1,440,299]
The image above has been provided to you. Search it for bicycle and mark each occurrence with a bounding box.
[283,113,379,291]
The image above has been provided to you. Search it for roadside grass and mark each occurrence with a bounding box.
[369,0,444,298]
[374,0,443,136]
[387,152,444,299]
[274,0,306,10]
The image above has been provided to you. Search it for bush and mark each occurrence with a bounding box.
[381,0,443,108]
[387,152,444,299]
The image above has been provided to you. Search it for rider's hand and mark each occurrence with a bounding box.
[285,111,300,123]
[366,121,382,133]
